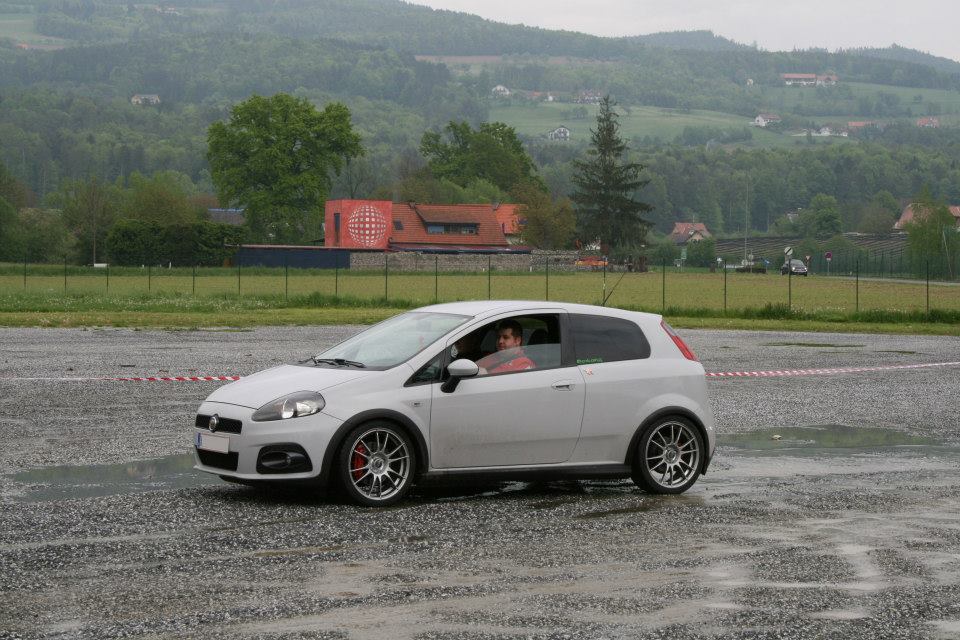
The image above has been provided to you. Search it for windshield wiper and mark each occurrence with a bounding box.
[301,357,366,368]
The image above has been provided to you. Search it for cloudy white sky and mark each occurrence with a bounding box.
[410,1,960,63]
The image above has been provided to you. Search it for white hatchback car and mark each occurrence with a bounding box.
[194,301,716,506]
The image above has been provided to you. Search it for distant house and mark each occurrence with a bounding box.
[917,117,940,128]
[576,91,603,104]
[131,94,161,106]
[547,126,570,141]
[780,73,838,86]
[669,222,712,245]
[491,84,511,97]
[847,120,878,131]
[781,73,817,86]
[752,113,782,127]
[894,203,960,230]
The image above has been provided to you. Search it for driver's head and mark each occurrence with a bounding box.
[496,320,523,351]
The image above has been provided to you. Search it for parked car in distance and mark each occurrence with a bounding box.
[780,259,809,276]
[193,301,716,506]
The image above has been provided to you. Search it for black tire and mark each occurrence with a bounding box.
[630,416,704,494]
[337,422,416,507]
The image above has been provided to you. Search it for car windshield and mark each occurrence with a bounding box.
[311,312,470,369]
[790,259,805,267]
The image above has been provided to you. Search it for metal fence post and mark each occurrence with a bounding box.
[237,261,241,296]
[545,255,550,301]
[788,262,792,311]
[723,258,727,313]
[855,257,859,313]
[192,265,196,296]
[926,260,930,316]
[602,259,607,306]
[148,264,152,292]
[106,264,109,292]
[487,254,492,300]
[335,263,339,298]
[63,256,67,293]
[660,257,666,312]
[23,254,27,290]
[384,253,389,302]
[435,256,439,302]
[284,258,289,301]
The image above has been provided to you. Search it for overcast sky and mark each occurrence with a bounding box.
[410,1,960,63]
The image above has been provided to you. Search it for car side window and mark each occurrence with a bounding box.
[570,314,650,365]
[407,352,444,385]
[467,314,562,377]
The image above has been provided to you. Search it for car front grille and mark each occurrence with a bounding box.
[196,449,239,471]
[195,414,243,434]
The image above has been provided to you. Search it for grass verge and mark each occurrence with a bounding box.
[0,298,957,335]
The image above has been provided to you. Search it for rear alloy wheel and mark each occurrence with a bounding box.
[631,417,703,494]
[338,423,415,507]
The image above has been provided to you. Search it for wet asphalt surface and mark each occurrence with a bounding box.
[2,327,960,639]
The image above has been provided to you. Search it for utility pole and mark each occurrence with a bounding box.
[743,176,751,264]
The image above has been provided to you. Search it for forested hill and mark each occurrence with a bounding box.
[7,0,958,90]
[851,45,960,76]
[626,30,748,52]
[0,33,461,108]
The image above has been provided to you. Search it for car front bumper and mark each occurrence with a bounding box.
[193,401,344,482]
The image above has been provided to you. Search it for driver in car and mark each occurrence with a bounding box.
[476,319,536,374]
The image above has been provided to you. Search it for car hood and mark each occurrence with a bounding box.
[204,364,370,409]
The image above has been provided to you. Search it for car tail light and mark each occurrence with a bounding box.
[661,320,698,362]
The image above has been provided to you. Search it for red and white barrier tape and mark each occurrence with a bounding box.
[2,361,959,382]
[705,361,960,378]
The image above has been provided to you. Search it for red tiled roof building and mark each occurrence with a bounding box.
[324,199,525,252]
[668,222,712,245]
[894,203,960,230]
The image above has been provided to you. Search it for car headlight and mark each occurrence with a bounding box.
[252,391,325,422]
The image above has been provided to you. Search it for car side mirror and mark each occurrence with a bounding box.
[441,358,479,393]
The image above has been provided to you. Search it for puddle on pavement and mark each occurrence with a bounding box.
[719,424,953,456]
[8,453,217,502]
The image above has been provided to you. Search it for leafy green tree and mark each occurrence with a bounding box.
[905,190,960,278]
[799,193,842,237]
[0,161,31,210]
[685,238,717,268]
[0,196,24,262]
[571,96,652,250]
[17,207,71,263]
[420,121,543,193]
[123,171,204,226]
[53,176,121,264]
[208,94,362,242]
[511,181,575,249]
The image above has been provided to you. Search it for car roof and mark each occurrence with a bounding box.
[413,300,663,323]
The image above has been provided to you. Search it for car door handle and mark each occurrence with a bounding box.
[551,380,575,390]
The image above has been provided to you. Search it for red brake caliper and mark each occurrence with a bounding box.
[351,442,368,481]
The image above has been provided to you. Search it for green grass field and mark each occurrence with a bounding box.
[0,13,69,46]
[489,103,848,149]
[754,81,960,121]
[1,266,957,333]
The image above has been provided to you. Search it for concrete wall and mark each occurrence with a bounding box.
[349,250,581,272]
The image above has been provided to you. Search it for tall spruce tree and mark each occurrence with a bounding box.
[571,96,651,251]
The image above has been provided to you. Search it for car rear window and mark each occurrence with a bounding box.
[569,314,651,365]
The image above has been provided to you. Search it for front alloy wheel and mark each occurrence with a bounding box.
[338,423,415,506]
[631,417,703,494]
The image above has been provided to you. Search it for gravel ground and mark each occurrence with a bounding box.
[2,326,960,639]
